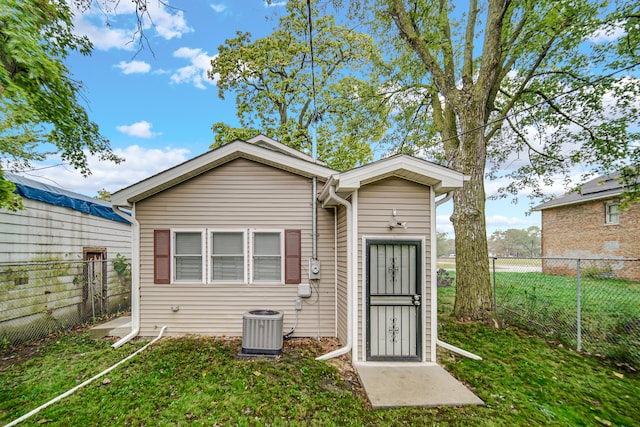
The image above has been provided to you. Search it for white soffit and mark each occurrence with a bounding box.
[111,140,335,206]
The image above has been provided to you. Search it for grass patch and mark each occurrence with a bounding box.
[1,324,639,426]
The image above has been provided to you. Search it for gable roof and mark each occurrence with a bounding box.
[111,137,335,206]
[246,135,326,165]
[5,173,130,223]
[533,172,623,211]
[319,154,468,203]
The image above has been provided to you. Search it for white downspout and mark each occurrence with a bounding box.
[436,339,482,360]
[433,191,482,360]
[316,186,352,360]
[111,204,140,349]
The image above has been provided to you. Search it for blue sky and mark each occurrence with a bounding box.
[20,0,567,235]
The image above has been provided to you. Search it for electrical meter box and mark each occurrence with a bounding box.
[309,259,321,280]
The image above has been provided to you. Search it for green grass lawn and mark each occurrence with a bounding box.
[436,268,640,368]
[1,323,639,426]
[493,272,640,367]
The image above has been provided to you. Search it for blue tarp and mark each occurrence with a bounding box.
[5,173,130,224]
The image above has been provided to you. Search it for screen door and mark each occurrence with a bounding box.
[366,241,421,361]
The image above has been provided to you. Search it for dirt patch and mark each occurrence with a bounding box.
[0,312,125,371]
[282,337,367,402]
[0,324,85,371]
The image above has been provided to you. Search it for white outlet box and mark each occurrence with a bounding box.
[297,283,312,298]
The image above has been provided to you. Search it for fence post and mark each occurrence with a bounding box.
[576,259,582,352]
[492,257,497,313]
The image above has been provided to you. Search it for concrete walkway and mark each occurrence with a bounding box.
[89,315,131,339]
[355,363,484,408]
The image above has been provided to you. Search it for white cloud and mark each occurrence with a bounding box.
[72,14,135,51]
[436,214,454,234]
[69,0,192,51]
[171,48,217,89]
[20,146,190,196]
[265,1,287,7]
[148,3,192,40]
[587,21,626,43]
[485,215,533,228]
[116,60,151,74]
[116,121,162,138]
[211,3,227,13]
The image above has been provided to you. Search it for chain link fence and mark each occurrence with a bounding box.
[491,257,640,368]
[0,258,131,347]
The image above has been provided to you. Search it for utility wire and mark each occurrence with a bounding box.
[306,0,320,160]
[306,0,319,123]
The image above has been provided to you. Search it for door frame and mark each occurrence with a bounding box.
[364,237,425,362]
[83,247,108,318]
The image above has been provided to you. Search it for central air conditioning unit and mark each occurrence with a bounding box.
[240,309,284,356]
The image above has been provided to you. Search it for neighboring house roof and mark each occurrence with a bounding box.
[111,135,335,206]
[5,172,130,224]
[533,172,623,211]
[111,135,469,207]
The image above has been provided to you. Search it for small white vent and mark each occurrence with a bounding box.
[241,309,284,356]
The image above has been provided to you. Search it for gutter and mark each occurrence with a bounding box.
[316,185,352,361]
[435,191,453,207]
[111,204,140,349]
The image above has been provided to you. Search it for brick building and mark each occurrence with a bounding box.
[534,172,640,280]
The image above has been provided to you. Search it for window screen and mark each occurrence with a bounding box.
[211,232,244,281]
[174,232,202,281]
[253,232,281,282]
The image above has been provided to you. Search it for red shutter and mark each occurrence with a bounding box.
[284,229,301,284]
[154,229,171,284]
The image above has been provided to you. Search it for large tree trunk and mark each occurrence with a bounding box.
[450,108,493,320]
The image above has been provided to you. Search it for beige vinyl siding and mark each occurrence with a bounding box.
[356,177,432,361]
[136,158,336,338]
[335,204,348,343]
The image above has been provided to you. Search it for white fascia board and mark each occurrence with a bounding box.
[533,190,624,211]
[335,155,467,195]
[246,134,324,165]
[111,141,334,206]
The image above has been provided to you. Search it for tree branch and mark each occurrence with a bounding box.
[438,0,456,83]
[532,89,598,143]
[475,0,509,103]
[388,0,455,100]
[486,19,568,139]
[462,0,479,86]
[505,115,564,162]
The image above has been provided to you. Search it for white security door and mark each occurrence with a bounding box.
[366,241,421,361]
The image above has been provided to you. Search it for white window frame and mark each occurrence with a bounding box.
[208,229,247,284]
[605,202,620,225]
[249,229,284,284]
[171,229,206,284]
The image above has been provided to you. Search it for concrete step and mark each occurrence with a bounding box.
[89,316,131,339]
